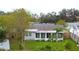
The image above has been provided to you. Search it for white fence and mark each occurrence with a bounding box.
[0,39,10,50]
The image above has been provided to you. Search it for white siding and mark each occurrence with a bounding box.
[24,31,63,41]
[24,32,35,40]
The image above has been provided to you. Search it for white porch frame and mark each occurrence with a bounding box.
[25,29,63,41]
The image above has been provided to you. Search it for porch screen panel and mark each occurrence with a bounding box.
[52,33,56,38]
[41,33,45,38]
[47,33,51,38]
[36,33,40,38]
[58,33,63,38]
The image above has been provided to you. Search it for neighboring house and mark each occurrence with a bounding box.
[67,22,79,43]
[24,23,64,41]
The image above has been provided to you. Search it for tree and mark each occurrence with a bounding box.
[0,8,31,50]
[59,8,79,22]
[7,9,31,50]
[56,19,65,25]
[12,9,31,50]
[39,12,57,23]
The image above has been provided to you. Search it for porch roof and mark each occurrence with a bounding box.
[26,29,56,33]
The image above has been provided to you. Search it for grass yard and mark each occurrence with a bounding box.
[10,38,79,51]
[24,39,79,51]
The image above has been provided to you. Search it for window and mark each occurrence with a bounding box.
[47,33,51,38]
[58,33,63,38]
[41,33,45,38]
[36,33,40,38]
[26,32,31,36]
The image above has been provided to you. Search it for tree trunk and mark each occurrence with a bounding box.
[18,31,25,50]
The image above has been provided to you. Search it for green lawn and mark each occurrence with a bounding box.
[10,38,79,51]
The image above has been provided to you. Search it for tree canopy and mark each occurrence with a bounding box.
[56,19,65,25]
[0,8,32,50]
[32,8,79,23]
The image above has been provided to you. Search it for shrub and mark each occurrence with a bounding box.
[45,45,51,51]
[47,39,51,42]
[40,45,51,51]
[0,26,6,42]
[0,49,6,51]
[40,47,45,50]
[41,40,45,42]
[36,40,40,42]
[65,41,74,50]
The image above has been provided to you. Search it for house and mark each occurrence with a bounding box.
[67,22,79,43]
[24,23,64,41]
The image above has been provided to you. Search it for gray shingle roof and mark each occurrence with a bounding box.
[29,23,63,31]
